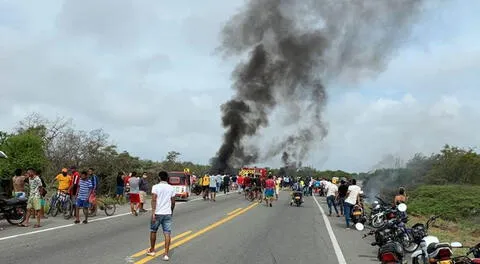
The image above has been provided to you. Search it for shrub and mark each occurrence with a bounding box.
[408,185,480,222]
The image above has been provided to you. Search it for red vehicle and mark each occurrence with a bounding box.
[168,171,192,201]
[239,167,267,180]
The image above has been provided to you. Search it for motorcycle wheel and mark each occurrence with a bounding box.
[6,206,27,225]
[400,232,419,253]
[372,215,386,228]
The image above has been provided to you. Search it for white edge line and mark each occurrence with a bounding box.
[0,193,229,241]
[312,195,347,264]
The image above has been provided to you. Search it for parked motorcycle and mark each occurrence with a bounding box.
[351,203,367,225]
[369,195,402,228]
[452,242,480,264]
[356,222,405,263]
[356,203,409,264]
[0,196,28,225]
[411,216,456,264]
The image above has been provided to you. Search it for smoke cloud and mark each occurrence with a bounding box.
[211,0,425,173]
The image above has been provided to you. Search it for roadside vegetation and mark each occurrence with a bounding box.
[362,146,480,246]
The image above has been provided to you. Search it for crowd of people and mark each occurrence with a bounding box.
[11,166,100,227]
[7,167,407,261]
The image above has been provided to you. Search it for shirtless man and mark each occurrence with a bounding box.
[12,169,27,198]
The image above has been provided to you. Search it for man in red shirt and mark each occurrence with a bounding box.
[68,166,80,217]
[264,175,275,207]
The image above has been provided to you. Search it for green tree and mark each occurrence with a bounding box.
[0,131,47,178]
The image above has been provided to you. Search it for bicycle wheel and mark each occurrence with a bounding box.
[63,199,73,219]
[103,203,116,216]
[48,196,57,216]
[51,200,60,217]
[88,204,98,217]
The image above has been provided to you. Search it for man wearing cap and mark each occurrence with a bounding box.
[55,168,72,193]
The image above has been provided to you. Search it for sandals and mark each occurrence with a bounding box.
[18,223,29,227]
[33,224,41,228]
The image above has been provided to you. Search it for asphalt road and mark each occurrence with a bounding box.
[0,191,379,264]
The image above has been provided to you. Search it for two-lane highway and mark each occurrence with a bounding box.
[0,192,378,264]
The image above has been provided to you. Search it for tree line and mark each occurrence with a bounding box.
[0,113,354,196]
[362,144,480,199]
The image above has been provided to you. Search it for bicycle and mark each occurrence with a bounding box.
[50,188,73,219]
[88,197,116,217]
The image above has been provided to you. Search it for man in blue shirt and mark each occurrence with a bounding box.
[75,171,93,224]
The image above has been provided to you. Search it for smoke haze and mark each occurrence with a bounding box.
[211,0,425,173]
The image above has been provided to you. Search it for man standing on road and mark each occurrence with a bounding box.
[264,175,275,207]
[337,180,348,216]
[129,172,141,216]
[215,173,222,193]
[344,179,362,229]
[139,172,149,213]
[147,171,175,261]
[209,174,217,202]
[74,171,93,224]
[19,168,43,228]
[326,179,340,217]
[201,174,210,200]
[223,174,230,195]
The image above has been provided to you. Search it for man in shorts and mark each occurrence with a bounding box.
[209,174,217,202]
[19,168,43,228]
[147,171,175,261]
[12,168,27,198]
[74,171,93,224]
[128,172,141,216]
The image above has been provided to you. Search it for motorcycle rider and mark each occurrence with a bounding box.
[290,181,304,204]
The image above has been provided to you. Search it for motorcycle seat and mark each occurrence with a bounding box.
[378,242,404,258]
[2,197,27,205]
[427,243,450,254]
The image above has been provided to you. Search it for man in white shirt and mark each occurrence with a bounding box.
[325,180,340,217]
[210,174,218,201]
[215,174,222,193]
[146,171,176,261]
[344,179,362,228]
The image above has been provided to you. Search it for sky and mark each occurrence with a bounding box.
[1,0,479,172]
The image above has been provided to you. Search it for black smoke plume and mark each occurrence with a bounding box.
[211,0,425,173]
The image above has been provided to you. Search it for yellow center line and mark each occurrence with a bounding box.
[227,207,243,215]
[134,202,259,264]
[130,230,193,258]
